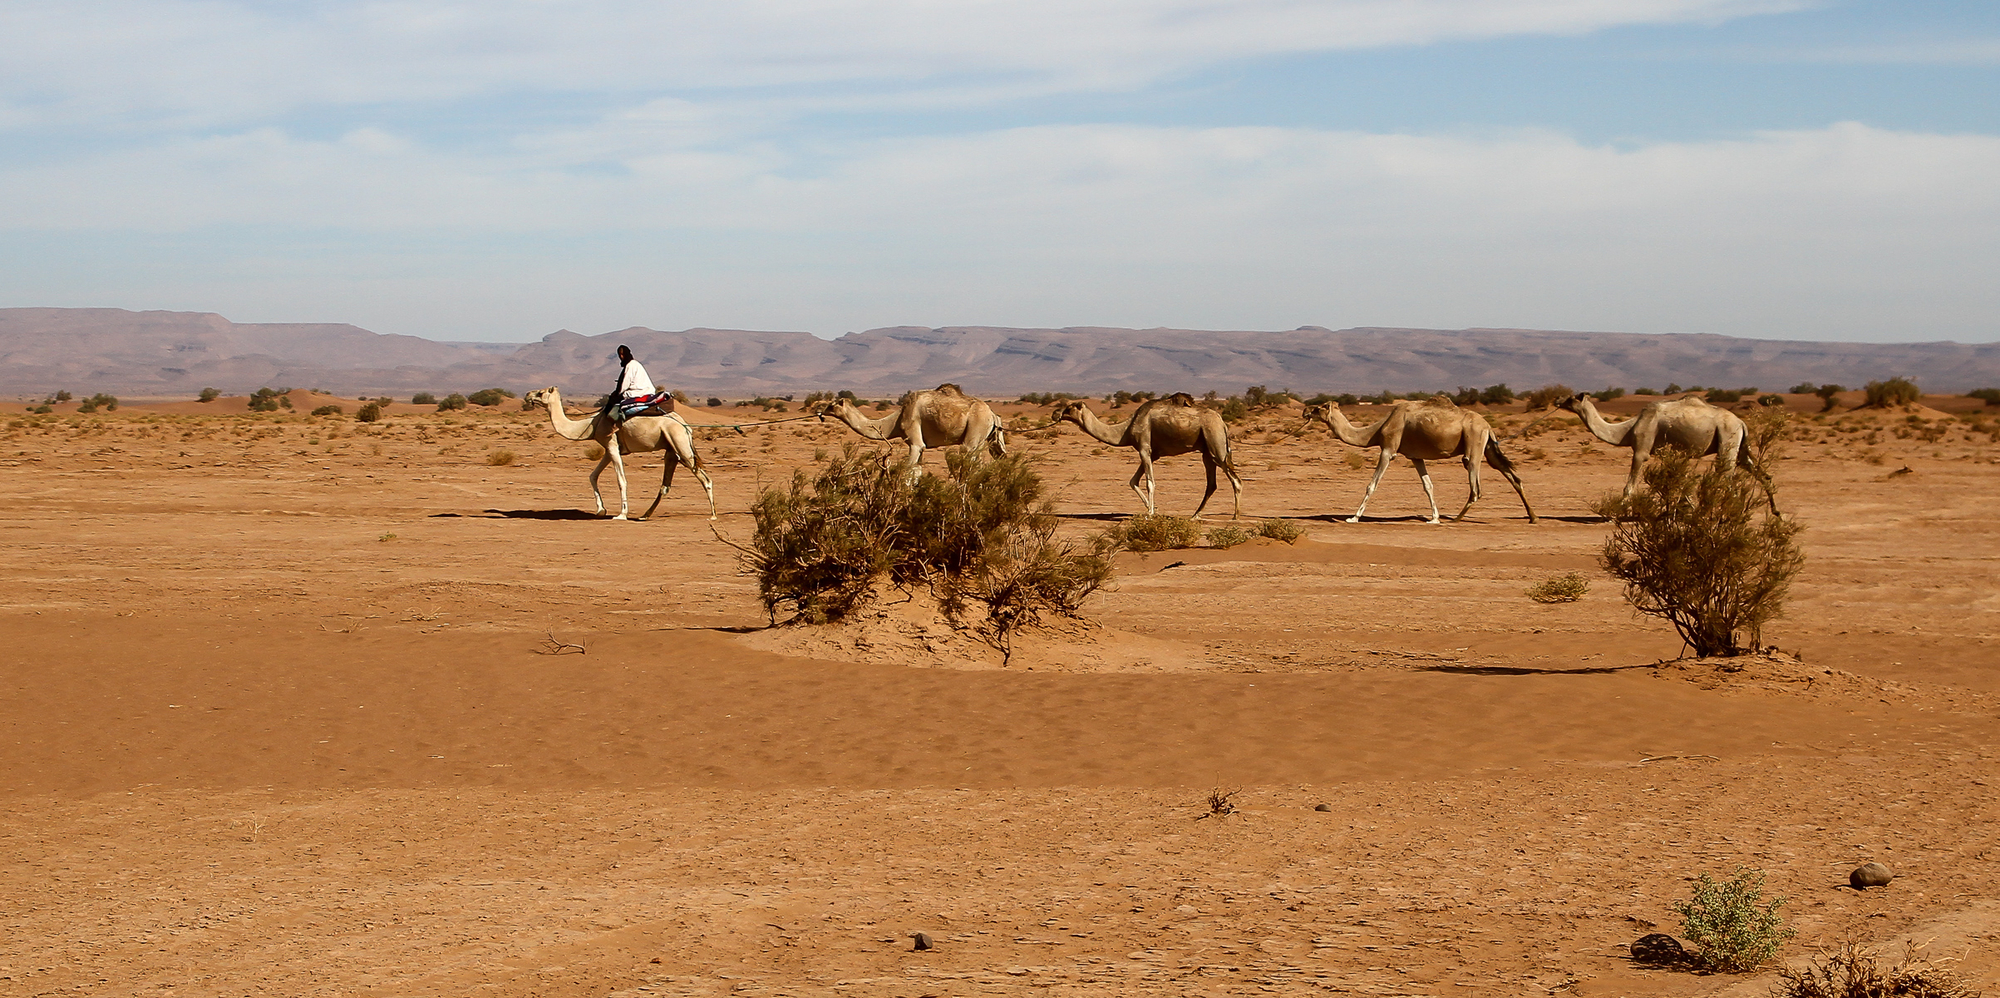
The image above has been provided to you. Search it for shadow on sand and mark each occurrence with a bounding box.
[1415,663,1651,677]
[428,508,604,520]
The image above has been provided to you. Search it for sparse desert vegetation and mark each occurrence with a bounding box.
[2,387,1997,996]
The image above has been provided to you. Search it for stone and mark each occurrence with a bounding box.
[1850,862,1893,888]
[910,932,933,951]
[1314,803,1332,812]
[1630,933,1686,966]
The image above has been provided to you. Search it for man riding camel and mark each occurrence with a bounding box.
[605,344,674,422]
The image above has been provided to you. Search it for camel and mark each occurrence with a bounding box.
[1303,397,1537,524]
[1557,393,1773,506]
[1051,395,1243,520]
[812,384,1005,478]
[521,386,716,520]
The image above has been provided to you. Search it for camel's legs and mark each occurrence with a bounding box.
[637,454,677,520]
[1347,447,1397,522]
[1623,447,1648,498]
[1487,446,1538,523]
[605,436,631,519]
[1192,455,1220,520]
[905,441,926,482]
[587,455,611,515]
[1128,458,1156,516]
[1411,458,1442,524]
[1452,453,1482,521]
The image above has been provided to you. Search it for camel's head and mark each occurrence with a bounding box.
[1555,392,1589,413]
[1050,399,1086,424]
[521,386,557,411]
[1301,402,1333,424]
[810,398,847,421]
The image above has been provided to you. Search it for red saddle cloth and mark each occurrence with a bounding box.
[613,393,676,420]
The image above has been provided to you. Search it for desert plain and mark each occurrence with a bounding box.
[3,389,1998,997]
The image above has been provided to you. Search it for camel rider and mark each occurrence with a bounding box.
[606,344,672,422]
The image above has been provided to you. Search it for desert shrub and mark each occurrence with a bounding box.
[1775,942,1979,998]
[198,387,220,402]
[707,397,724,407]
[1217,398,1249,422]
[741,448,1113,655]
[1671,866,1794,973]
[1205,524,1254,549]
[1257,518,1304,544]
[1758,394,1786,407]
[437,393,467,411]
[1522,384,1574,410]
[1112,514,1201,552]
[355,402,383,422]
[1594,451,1803,657]
[248,387,285,412]
[1705,387,1746,404]
[486,450,516,466]
[1525,573,1590,603]
[76,393,118,413]
[310,404,344,417]
[467,388,515,407]
[1965,387,2000,406]
[53,390,72,402]
[1593,387,1626,401]
[411,392,438,405]
[1863,377,1920,408]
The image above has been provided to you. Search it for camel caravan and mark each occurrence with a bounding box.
[523,379,1775,524]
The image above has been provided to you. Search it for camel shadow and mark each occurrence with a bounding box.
[1415,663,1652,676]
[433,508,605,520]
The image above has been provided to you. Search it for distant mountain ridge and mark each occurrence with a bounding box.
[4,307,1997,397]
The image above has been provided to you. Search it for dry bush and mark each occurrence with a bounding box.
[1776,942,1980,998]
[1594,451,1803,657]
[1864,377,1921,408]
[740,448,1113,657]
[1195,786,1241,820]
[1526,573,1589,603]
[1112,514,1201,552]
[355,402,383,423]
[1205,524,1254,549]
[1257,518,1304,544]
[486,450,516,466]
[1521,383,1576,410]
[1672,866,1795,973]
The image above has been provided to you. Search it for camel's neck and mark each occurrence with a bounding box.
[1570,399,1637,447]
[1317,407,1384,448]
[834,405,902,440]
[541,391,603,441]
[1066,407,1129,446]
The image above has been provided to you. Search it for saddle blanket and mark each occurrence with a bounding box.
[611,393,676,421]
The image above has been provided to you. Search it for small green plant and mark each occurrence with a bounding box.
[310,404,343,417]
[411,392,438,406]
[1863,377,1920,408]
[53,390,72,402]
[1671,866,1794,973]
[467,388,515,407]
[1968,388,2000,407]
[1256,518,1304,544]
[77,393,118,413]
[198,387,221,402]
[738,448,1112,662]
[486,450,516,466]
[1526,573,1590,603]
[1594,451,1802,657]
[1522,383,1575,410]
[379,533,398,542]
[1205,524,1253,548]
[437,393,468,411]
[1112,514,1201,552]
[355,402,383,423]
[248,387,286,412]
[1774,942,1979,998]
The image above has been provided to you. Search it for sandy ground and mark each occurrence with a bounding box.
[4,390,1999,997]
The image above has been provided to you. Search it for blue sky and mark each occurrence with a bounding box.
[2,1,1996,343]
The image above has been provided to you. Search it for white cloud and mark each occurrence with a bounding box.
[2,119,1994,341]
[0,0,1809,127]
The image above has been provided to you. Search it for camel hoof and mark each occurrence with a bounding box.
[613,514,629,521]
[1345,516,1362,524]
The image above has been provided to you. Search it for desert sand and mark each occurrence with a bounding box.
[3,390,1998,997]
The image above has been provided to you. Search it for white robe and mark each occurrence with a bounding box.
[617,360,656,400]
